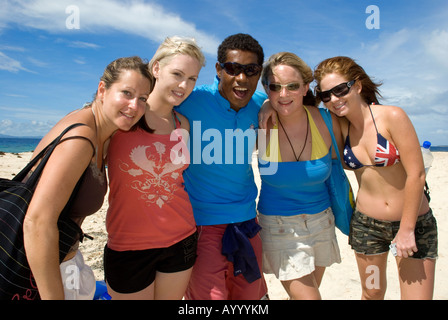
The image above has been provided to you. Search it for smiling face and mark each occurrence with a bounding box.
[98,69,150,131]
[318,72,362,117]
[152,54,202,107]
[216,50,261,112]
[267,64,309,117]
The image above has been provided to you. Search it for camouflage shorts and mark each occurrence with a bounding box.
[349,209,438,259]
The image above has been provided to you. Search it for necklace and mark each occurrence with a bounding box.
[278,111,309,161]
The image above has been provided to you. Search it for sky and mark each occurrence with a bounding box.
[0,0,447,146]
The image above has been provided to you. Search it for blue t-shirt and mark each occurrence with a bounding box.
[176,76,267,225]
[257,153,332,216]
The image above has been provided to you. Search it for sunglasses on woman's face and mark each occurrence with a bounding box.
[219,62,262,77]
[317,80,355,103]
[268,82,301,92]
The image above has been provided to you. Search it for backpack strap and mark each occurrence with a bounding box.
[319,108,341,162]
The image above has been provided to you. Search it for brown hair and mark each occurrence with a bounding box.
[89,56,154,103]
[86,56,154,131]
[101,56,154,91]
[314,56,382,105]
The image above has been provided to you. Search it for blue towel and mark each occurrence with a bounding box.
[221,219,262,283]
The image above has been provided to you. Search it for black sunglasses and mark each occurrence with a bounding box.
[268,82,301,92]
[316,80,355,103]
[219,62,262,77]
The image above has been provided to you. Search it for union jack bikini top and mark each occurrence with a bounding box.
[343,105,400,169]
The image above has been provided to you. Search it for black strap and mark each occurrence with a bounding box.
[13,123,87,187]
[59,136,95,154]
[424,181,431,203]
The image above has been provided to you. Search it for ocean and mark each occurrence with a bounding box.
[0,137,42,153]
[0,136,447,154]
[429,146,448,152]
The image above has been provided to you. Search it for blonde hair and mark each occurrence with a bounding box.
[261,52,313,87]
[262,52,316,106]
[148,36,206,73]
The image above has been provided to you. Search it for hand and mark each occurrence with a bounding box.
[258,99,277,129]
[392,229,418,258]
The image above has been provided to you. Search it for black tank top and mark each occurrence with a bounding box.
[60,135,107,221]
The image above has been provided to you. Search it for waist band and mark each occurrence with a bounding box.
[353,208,433,227]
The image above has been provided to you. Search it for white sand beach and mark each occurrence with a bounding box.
[1,151,446,299]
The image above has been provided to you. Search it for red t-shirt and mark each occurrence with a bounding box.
[106,122,195,251]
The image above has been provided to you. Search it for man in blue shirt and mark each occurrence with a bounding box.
[176,33,268,300]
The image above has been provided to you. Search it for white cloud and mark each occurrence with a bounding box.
[0,45,26,52]
[68,41,101,49]
[0,119,13,127]
[0,119,53,137]
[2,0,219,55]
[3,93,28,98]
[0,51,32,72]
[423,29,448,69]
[355,26,448,145]
[0,105,63,122]
[27,57,48,68]
[74,58,87,65]
[0,105,60,136]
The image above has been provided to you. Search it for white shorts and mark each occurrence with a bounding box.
[258,208,341,281]
[59,250,96,300]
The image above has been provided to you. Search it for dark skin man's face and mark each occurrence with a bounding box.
[216,50,261,112]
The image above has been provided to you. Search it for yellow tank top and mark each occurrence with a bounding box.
[262,106,328,162]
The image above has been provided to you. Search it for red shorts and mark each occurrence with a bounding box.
[184,223,267,300]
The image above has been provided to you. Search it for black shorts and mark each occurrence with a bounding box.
[104,232,198,293]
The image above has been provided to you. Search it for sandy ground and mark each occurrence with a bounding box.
[1,151,446,299]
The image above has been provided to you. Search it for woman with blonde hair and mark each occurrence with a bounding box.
[314,56,437,299]
[257,52,343,299]
[104,36,205,299]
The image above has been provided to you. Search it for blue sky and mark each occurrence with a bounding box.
[1,0,447,146]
